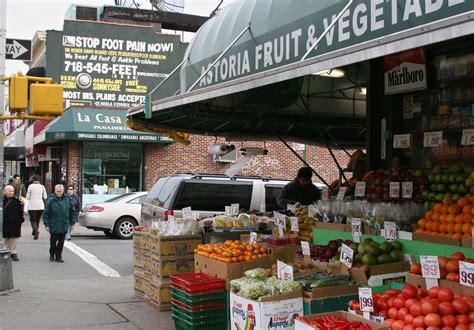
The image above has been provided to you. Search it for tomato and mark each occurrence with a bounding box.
[455,324,469,330]
[439,289,455,302]
[427,327,441,330]
[469,324,474,330]
[439,256,449,269]
[404,325,415,330]
[349,299,361,311]
[418,288,429,298]
[447,272,459,282]
[430,287,442,299]
[402,284,418,299]
[469,312,474,323]
[423,301,440,315]
[384,319,395,327]
[388,297,395,308]
[411,263,422,274]
[446,260,460,273]
[441,268,449,279]
[451,252,465,261]
[389,307,399,320]
[381,294,392,301]
[391,320,405,330]
[405,314,415,324]
[378,310,388,317]
[462,297,474,312]
[439,302,455,316]
[413,315,426,328]
[442,315,458,327]
[376,298,389,311]
[398,307,409,320]
[454,300,470,315]
[410,302,423,317]
[386,289,402,296]
[457,315,470,325]
[394,296,407,309]
[425,313,442,327]
[406,298,419,310]
[442,327,454,330]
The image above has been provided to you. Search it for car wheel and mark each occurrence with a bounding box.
[113,217,136,239]
[103,230,113,238]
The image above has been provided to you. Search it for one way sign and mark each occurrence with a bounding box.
[5,38,31,61]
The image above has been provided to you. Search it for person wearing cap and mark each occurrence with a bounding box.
[277,167,321,208]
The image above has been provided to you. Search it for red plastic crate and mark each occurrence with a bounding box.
[172,299,226,311]
[171,273,225,294]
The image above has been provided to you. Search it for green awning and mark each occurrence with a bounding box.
[45,108,173,144]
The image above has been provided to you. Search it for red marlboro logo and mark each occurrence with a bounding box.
[384,48,427,95]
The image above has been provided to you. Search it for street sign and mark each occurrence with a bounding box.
[5,38,31,60]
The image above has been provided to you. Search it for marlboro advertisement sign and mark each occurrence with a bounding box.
[384,48,427,95]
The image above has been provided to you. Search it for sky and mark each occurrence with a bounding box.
[5,0,230,75]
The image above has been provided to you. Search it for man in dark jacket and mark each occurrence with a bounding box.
[277,167,321,208]
[43,184,76,262]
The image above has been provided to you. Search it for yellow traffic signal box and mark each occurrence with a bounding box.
[29,83,63,116]
[9,76,28,111]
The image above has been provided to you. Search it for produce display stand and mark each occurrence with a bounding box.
[201,229,272,244]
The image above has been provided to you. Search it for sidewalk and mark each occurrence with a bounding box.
[0,222,174,329]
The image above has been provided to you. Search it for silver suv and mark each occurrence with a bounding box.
[141,173,292,224]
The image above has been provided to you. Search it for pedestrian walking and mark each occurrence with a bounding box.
[25,175,48,240]
[12,174,26,198]
[43,184,76,262]
[3,185,24,261]
[66,184,82,240]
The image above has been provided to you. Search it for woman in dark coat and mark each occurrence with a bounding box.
[3,185,24,261]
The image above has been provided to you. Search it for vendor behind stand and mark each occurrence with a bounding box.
[277,167,321,208]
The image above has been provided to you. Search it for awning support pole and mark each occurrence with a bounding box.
[187,24,251,93]
[301,0,353,61]
[277,136,329,187]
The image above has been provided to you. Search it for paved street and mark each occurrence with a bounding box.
[0,221,173,330]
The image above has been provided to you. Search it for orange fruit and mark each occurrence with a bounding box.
[441,205,449,214]
[415,228,424,233]
[468,195,474,204]
[443,196,453,205]
[433,212,441,222]
[463,214,473,224]
[464,232,472,237]
[446,223,455,233]
[425,211,434,221]
[448,205,461,215]
[424,230,432,234]
[454,223,463,233]
[425,221,433,231]
[452,233,462,240]
[463,205,473,215]
[439,223,447,233]
[432,222,440,232]
[440,214,447,223]
[418,219,426,229]
[462,223,472,234]
[434,203,443,213]
[455,214,464,223]
[446,214,455,223]
[458,197,469,208]
[431,232,439,236]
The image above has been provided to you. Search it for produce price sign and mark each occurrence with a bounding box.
[384,221,397,241]
[336,187,347,201]
[277,260,294,281]
[459,261,474,288]
[273,212,286,228]
[354,182,366,197]
[423,131,443,147]
[462,129,474,146]
[231,203,240,215]
[192,211,200,221]
[290,217,299,232]
[340,244,354,269]
[351,218,362,243]
[393,134,411,149]
[358,287,374,318]
[389,182,400,198]
[421,255,440,289]
[225,206,233,216]
[287,204,296,213]
[301,241,311,256]
[402,182,413,199]
[182,207,193,219]
[249,232,257,244]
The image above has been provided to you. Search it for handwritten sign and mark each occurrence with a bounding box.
[336,187,347,201]
[393,134,411,149]
[231,203,240,215]
[301,241,311,256]
[340,244,354,269]
[249,232,257,244]
[402,182,413,199]
[277,260,294,281]
[421,256,440,279]
[384,221,397,241]
[389,182,400,198]
[351,218,362,243]
[359,287,374,313]
[290,217,299,232]
[182,207,193,219]
[355,182,366,198]
[424,131,443,147]
[462,129,474,146]
[225,206,233,216]
[273,212,286,228]
[459,261,474,288]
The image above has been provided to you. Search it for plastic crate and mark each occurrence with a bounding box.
[172,302,227,317]
[172,298,225,311]
[171,273,225,294]
[172,313,227,330]
[172,307,227,323]
[171,288,226,307]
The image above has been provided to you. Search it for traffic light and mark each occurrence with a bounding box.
[8,75,28,112]
[29,83,63,116]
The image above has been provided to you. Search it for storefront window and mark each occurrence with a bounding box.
[82,143,143,205]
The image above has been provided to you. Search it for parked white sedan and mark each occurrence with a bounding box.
[79,192,148,239]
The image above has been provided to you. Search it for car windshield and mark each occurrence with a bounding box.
[104,193,136,203]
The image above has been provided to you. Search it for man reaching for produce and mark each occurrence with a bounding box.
[277,167,321,208]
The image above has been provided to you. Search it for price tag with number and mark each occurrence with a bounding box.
[355,182,366,198]
[336,187,347,201]
[402,182,413,199]
[290,217,299,232]
[273,211,286,228]
[351,218,362,243]
[231,203,240,215]
[301,241,311,256]
[287,204,296,214]
[393,134,411,149]
[421,256,441,279]
[424,131,443,147]
[359,287,374,313]
[384,221,397,241]
[389,182,400,198]
[340,244,354,269]
[277,260,294,281]
[459,261,474,288]
[249,232,257,244]
[462,129,474,146]
[225,206,233,216]
[322,187,329,201]
[182,207,193,219]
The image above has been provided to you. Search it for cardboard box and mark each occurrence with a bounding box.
[351,262,408,287]
[133,250,144,271]
[295,311,389,330]
[314,222,350,232]
[461,236,474,248]
[150,255,194,279]
[303,284,359,300]
[413,232,461,246]
[133,270,145,298]
[268,245,302,263]
[150,234,201,257]
[303,294,358,315]
[145,279,172,306]
[194,253,275,288]
[408,273,474,296]
[133,231,142,250]
[230,291,303,330]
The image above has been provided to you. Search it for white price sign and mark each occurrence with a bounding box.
[354,182,366,198]
[402,182,413,199]
[225,206,233,216]
[421,256,441,279]
[351,218,362,243]
[182,207,193,219]
[459,261,474,288]
[336,187,347,201]
[322,187,329,201]
[231,203,240,215]
[249,232,257,244]
[192,211,200,221]
[359,287,374,312]
[290,217,299,232]
[389,182,400,198]
[287,204,296,213]
[424,131,443,147]
[340,243,354,269]
[384,221,397,241]
[273,212,286,228]
[462,129,474,146]
[393,134,411,149]
[277,260,294,281]
[301,241,311,256]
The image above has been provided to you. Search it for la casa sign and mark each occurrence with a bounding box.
[77,112,122,124]
[384,48,427,95]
